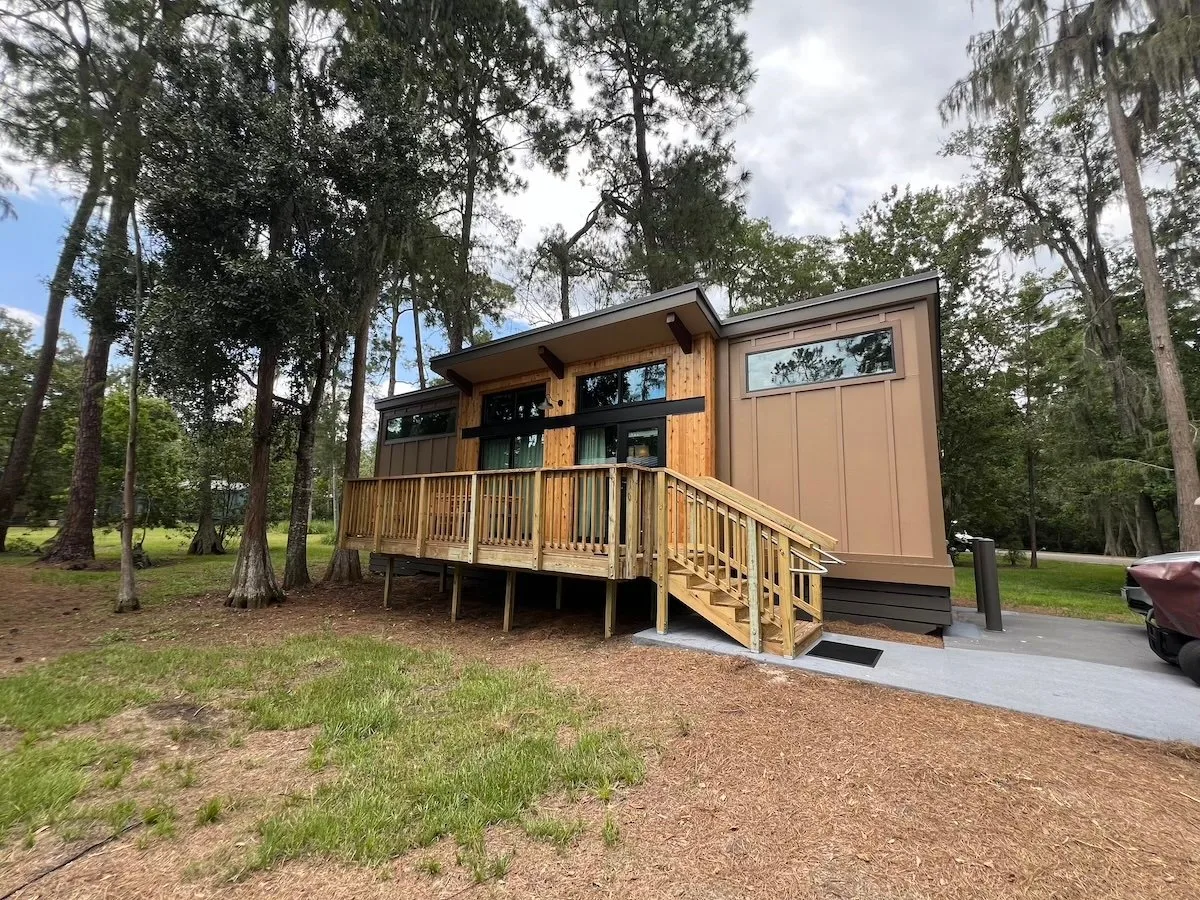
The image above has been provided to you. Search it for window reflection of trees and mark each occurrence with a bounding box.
[753,330,895,391]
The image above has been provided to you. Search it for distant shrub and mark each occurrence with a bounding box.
[1005,547,1028,567]
[5,536,42,556]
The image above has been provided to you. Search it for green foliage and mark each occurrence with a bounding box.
[548,0,754,292]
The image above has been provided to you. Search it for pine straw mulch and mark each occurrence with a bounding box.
[1,567,1198,899]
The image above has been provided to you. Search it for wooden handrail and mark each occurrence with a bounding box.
[697,475,837,550]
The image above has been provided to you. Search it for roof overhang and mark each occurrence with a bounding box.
[720,271,940,337]
[374,383,460,412]
[430,284,721,390]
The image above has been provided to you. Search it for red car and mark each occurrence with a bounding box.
[1127,552,1200,686]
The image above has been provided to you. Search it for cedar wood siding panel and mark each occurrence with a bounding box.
[720,299,952,630]
[454,335,716,478]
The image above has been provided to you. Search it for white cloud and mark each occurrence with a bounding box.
[1,305,44,331]
[498,0,988,245]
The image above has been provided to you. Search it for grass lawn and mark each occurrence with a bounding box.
[952,555,1137,623]
[0,525,335,606]
[0,635,640,881]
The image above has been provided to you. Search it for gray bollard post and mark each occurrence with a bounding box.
[971,537,1003,631]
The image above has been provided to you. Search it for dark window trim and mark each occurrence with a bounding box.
[575,416,667,466]
[461,395,704,440]
[743,326,900,397]
[382,408,457,444]
[576,359,668,411]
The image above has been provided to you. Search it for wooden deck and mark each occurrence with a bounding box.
[339,464,839,658]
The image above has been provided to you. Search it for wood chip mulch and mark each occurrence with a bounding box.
[1,566,1197,899]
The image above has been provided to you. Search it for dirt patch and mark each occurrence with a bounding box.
[1,568,1198,898]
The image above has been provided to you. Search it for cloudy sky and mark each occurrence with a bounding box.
[0,0,988,392]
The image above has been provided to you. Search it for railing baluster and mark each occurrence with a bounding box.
[746,519,762,653]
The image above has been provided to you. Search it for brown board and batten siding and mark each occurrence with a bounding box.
[454,335,717,478]
[717,280,953,631]
[375,387,459,478]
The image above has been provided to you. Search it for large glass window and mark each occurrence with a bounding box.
[746,329,895,392]
[384,409,455,442]
[480,433,544,470]
[577,361,667,410]
[483,385,546,424]
[576,422,663,467]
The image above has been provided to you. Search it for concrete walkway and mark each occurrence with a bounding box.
[948,606,1158,671]
[633,615,1200,745]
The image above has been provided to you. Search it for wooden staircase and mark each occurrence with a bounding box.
[654,471,839,659]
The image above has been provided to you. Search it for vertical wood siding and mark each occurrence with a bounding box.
[453,335,716,478]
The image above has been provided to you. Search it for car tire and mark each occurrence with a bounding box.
[1180,641,1200,687]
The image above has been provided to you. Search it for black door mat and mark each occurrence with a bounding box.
[804,640,882,668]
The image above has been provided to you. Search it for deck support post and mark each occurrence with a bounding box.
[503,570,516,633]
[531,470,544,570]
[606,466,619,579]
[438,563,446,593]
[555,576,563,611]
[450,565,463,622]
[372,480,386,553]
[467,472,480,564]
[746,520,762,653]
[415,476,430,558]
[604,579,617,639]
[778,534,796,657]
[382,556,395,609]
[655,470,668,634]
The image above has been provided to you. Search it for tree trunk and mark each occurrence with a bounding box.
[324,306,370,584]
[387,289,399,397]
[0,145,104,552]
[629,78,662,291]
[412,274,427,389]
[449,131,479,354]
[116,211,143,613]
[1026,443,1038,569]
[559,255,571,321]
[283,341,330,590]
[44,187,133,564]
[1105,78,1200,549]
[1135,492,1164,557]
[189,439,224,555]
[227,344,285,608]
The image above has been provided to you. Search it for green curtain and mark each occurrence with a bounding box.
[577,427,612,465]
[512,433,544,468]
[481,438,510,470]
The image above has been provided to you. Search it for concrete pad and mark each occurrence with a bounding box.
[947,606,1169,674]
[632,618,1200,745]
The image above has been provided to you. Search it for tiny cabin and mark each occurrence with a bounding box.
[342,273,953,655]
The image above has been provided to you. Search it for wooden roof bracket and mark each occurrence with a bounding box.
[665,312,693,354]
[537,344,565,379]
[444,368,473,397]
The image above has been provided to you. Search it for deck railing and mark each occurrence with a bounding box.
[340,465,657,580]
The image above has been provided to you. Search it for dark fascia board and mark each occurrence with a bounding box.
[374,384,460,412]
[429,283,721,375]
[718,271,940,336]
